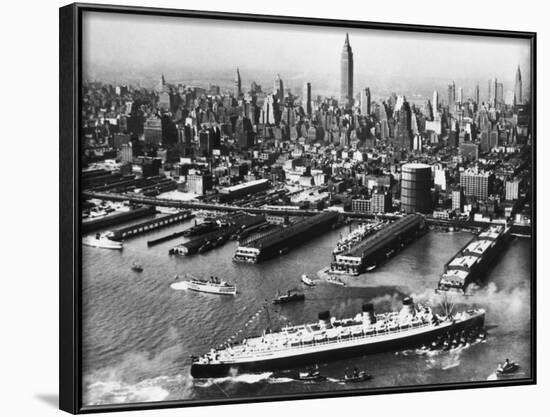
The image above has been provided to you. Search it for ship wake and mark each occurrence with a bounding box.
[194,372,294,388]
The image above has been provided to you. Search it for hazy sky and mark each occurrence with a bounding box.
[82,11,531,99]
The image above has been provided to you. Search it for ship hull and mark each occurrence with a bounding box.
[191,313,484,378]
[171,281,236,295]
[82,238,123,250]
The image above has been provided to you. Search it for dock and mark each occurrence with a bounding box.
[436,224,510,293]
[109,210,194,241]
[329,214,426,275]
[82,205,156,234]
[233,211,340,263]
[170,213,266,256]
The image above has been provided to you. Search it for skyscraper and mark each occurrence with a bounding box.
[340,33,354,108]
[303,82,312,117]
[394,96,413,150]
[235,68,242,98]
[432,90,439,112]
[496,82,504,107]
[360,87,371,115]
[514,66,522,105]
[475,84,480,105]
[447,82,456,106]
[458,87,463,104]
[488,78,497,106]
[274,74,284,102]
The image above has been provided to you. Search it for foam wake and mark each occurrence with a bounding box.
[84,374,188,405]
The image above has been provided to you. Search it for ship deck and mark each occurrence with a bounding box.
[195,309,484,365]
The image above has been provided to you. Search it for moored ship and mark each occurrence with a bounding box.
[82,232,123,250]
[171,275,237,295]
[190,297,485,378]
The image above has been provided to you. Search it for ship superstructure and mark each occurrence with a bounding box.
[171,275,237,295]
[190,298,485,377]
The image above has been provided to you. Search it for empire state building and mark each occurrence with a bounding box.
[340,33,354,108]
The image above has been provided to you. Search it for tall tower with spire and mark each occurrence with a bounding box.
[235,68,242,98]
[340,33,354,108]
[514,66,522,105]
[274,74,284,102]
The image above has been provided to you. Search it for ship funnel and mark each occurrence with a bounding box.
[318,310,332,329]
[400,297,415,317]
[361,303,376,325]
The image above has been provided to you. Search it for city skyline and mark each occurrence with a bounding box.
[83,12,531,100]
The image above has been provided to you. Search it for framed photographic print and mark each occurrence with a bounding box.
[59,2,536,413]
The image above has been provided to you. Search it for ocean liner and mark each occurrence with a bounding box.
[190,297,485,378]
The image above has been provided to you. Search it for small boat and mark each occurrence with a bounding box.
[366,265,376,272]
[296,368,326,382]
[82,232,123,250]
[327,276,346,286]
[301,274,316,287]
[338,370,372,383]
[171,275,237,295]
[496,360,519,375]
[131,262,143,272]
[272,290,305,304]
[279,247,289,255]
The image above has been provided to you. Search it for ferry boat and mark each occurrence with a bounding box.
[171,275,237,295]
[301,274,316,287]
[190,297,485,378]
[82,232,123,250]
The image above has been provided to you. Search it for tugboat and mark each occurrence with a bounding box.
[171,275,237,295]
[131,261,143,272]
[338,368,372,383]
[327,276,346,286]
[301,274,316,287]
[496,359,519,376]
[272,290,305,304]
[82,232,123,250]
[296,367,326,382]
[190,297,486,378]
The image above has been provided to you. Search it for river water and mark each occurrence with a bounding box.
[81,217,532,406]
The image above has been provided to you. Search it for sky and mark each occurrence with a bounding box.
[82,11,531,100]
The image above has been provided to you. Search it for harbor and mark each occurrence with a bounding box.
[82,216,532,403]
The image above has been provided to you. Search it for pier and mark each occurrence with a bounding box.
[109,210,194,241]
[170,213,266,256]
[233,211,340,263]
[329,214,426,275]
[82,205,156,234]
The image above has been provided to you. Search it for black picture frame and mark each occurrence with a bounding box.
[59,3,537,414]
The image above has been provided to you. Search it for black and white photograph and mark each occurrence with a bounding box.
[61,3,535,413]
